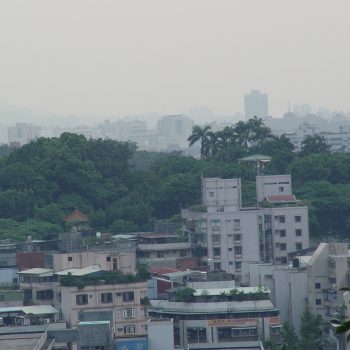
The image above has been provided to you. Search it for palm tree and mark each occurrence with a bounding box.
[234,121,250,151]
[217,126,236,147]
[187,125,212,159]
[247,116,274,146]
[206,131,220,157]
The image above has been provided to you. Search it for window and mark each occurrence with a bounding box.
[213,247,221,256]
[106,256,111,262]
[218,205,224,212]
[276,229,286,237]
[295,229,302,236]
[316,299,322,305]
[228,248,232,251]
[315,282,321,289]
[279,186,284,192]
[279,216,285,223]
[295,243,303,251]
[233,219,241,230]
[295,216,301,222]
[234,246,242,256]
[157,251,164,258]
[36,290,53,300]
[180,250,187,257]
[229,262,233,265]
[209,191,214,197]
[212,234,221,244]
[68,256,73,262]
[124,325,135,334]
[123,308,135,319]
[187,327,207,343]
[76,294,88,305]
[233,233,241,242]
[264,215,272,224]
[214,262,221,270]
[235,262,242,270]
[123,291,135,302]
[101,292,113,303]
[211,220,221,230]
[280,243,286,251]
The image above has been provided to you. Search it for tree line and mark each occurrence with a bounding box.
[0,118,348,241]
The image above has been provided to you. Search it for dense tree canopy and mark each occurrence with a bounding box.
[0,121,349,241]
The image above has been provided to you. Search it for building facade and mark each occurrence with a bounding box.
[182,175,309,281]
[244,90,268,119]
[149,281,281,349]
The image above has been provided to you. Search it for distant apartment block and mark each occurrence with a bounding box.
[244,90,268,119]
[8,122,41,146]
[150,114,193,152]
[182,174,309,282]
[285,122,350,152]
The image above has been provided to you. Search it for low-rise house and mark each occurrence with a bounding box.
[18,268,56,306]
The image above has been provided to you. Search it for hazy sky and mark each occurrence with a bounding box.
[0,0,349,120]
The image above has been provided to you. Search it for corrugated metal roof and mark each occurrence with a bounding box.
[55,265,101,276]
[17,268,53,276]
[0,305,59,315]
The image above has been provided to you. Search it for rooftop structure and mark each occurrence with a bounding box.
[149,282,280,349]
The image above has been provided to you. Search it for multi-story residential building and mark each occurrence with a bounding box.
[137,232,192,268]
[182,175,309,281]
[150,114,194,152]
[18,264,149,339]
[58,269,148,338]
[0,240,18,286]
[244,90,268,119]
[242,243,349,334]
[149,280,280,349]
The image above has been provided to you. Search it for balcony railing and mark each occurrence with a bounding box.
[138,242,191,251]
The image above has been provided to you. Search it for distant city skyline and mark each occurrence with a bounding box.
[0,1,350,121]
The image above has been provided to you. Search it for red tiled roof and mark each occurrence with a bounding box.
[265,195,296,202]
[64,209,89,222]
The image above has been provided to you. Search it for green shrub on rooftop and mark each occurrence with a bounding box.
[59,269,148,288]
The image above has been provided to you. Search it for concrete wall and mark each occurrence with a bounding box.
[53,250,136,274]
[202,178,242,211]
[148,319,174,350]
[0,267,18,284]
[256,175,292,202]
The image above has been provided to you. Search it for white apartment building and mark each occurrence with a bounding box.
[284,122,350,152]
[242,243,350,333]
[182,175,309,282]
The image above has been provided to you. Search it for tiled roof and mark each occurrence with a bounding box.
[265,195,296,202]
[64,209,89,222]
